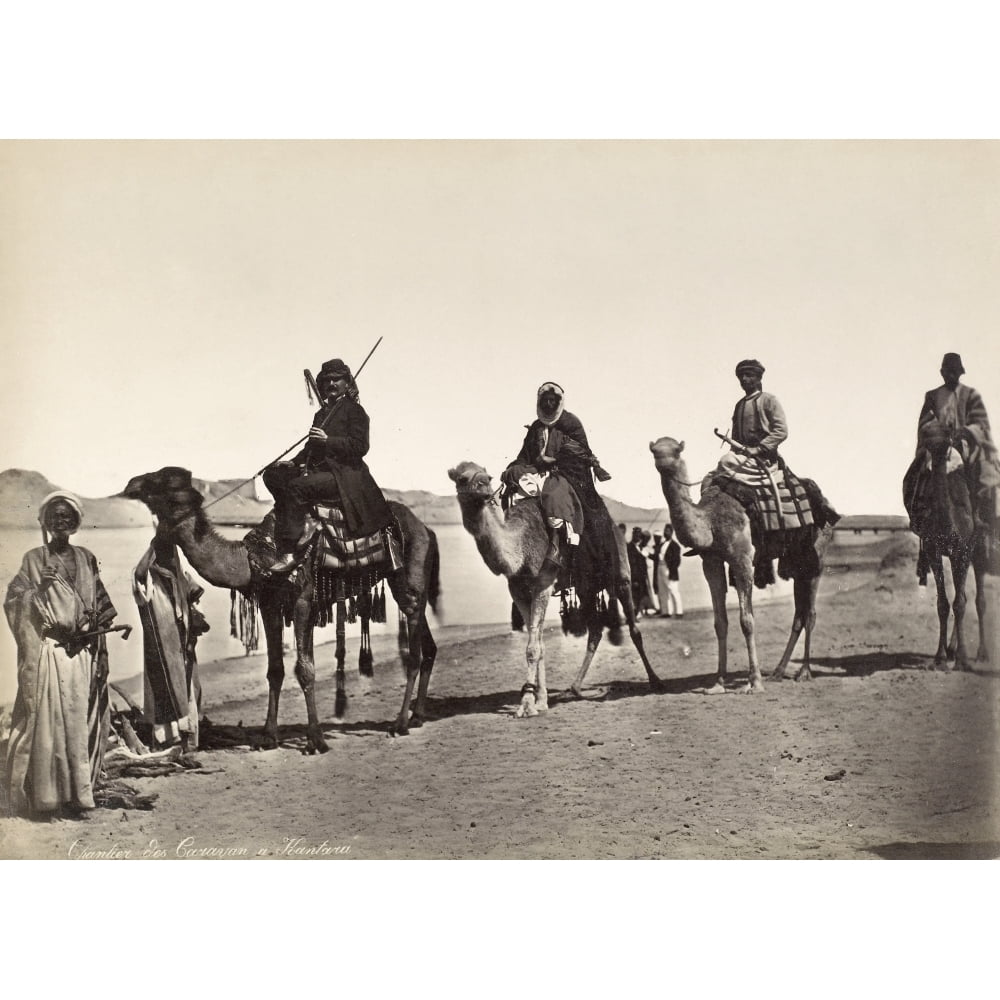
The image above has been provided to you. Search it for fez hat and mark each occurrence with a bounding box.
[735,359,765,377]
[319,358,353,381]
[940,352,965,374]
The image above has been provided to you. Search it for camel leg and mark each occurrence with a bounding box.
[390,613,419,737]
[516,588,550,718]
[931,557,950,667]
[294,590,330,754]
[795,576,819,681]
[618,577,665,692]
[736,577,763,693]
[773,576,820,682]
[950,552,972,670]
[260,598,285,750]
[411,622,438,727]
[570,612,604,697]
[701,555,729,694]
[973,560,989,663]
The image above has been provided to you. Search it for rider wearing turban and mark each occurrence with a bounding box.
[730,359,788,461]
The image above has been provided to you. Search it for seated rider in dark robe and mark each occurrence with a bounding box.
[263,358,393,573]
[501,381,611,574]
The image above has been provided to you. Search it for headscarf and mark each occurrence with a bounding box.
[735,359,765,378]
[536,381,565,427]
[38,490,83,543]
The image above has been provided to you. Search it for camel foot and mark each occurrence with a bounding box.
[388,721,409,737]
[740,680,764,694]
[515,698,539,718]
[794,666,814,682]
[303,734,331,755]
[702,682,726,696]
[254,728,280,751]
[409,715,424,729]
[769,669,786,682]
[977,647,990,664]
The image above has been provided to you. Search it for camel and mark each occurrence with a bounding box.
[123,467,440,752]
[448,461,663,718]
[905,426,989,668]
[649,437,835,692]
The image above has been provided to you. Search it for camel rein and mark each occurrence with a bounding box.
[202,337,383,512]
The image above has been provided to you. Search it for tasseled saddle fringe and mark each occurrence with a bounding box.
[314,569,388,629]
[559,588,588,637]
[230,588,261,655]
[358,619,374,677]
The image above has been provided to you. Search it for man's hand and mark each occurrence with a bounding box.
[308,427,328,444]
[40,563,60,585]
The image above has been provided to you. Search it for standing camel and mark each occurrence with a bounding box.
[649,437,835,692]
[448,461,662,718]
[123,467,440,752]
[905,425,989,668]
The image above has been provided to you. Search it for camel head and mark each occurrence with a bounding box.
[448,461,495,502]
[649,437,685,476]
[122,467,205,526]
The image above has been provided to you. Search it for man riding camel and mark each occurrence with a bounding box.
[708,359,839,582]
[502,382,611,575]
[263,358,393,573]
[905,352,1000,564]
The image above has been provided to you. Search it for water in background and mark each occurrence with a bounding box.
[0,522,797,704]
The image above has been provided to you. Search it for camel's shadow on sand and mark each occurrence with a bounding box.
[801,651,998,678]
[196,650,1000,752]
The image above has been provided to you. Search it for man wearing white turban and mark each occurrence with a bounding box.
[4,492,117,816]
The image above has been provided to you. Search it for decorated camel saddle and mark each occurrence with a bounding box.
[704,439,840,586]
[245,504,403,582]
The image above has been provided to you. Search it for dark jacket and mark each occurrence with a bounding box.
[511,410,603,506]
[294,396,392,536]
[664,538,681,580]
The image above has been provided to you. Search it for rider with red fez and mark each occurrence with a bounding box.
[263,358,393,573]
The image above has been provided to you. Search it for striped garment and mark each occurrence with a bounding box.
[715,454,814,533]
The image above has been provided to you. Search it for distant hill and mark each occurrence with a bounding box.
[0,467,667,530]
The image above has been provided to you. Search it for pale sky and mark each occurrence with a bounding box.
[2,140,998,516]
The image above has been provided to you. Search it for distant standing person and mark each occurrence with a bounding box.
[4,493,117,817]
[628,527,658,616]
[133,536,209,750]
[656,524,683,618]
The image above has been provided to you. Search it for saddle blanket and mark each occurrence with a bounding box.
[313,505,390,571]
[714,455,814,533]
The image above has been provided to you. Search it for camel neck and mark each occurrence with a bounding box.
[659,461,711,551]
[172,514,253,589]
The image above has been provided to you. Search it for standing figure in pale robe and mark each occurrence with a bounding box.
[4,493,116,817]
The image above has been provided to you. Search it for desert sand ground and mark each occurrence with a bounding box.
[1,534,997,860]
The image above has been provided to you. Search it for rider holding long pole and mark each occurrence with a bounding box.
[263,355,394,573]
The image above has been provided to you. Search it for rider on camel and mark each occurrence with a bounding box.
[502,382,610,575]
[263,358,393,573]
[906,352,1000,571]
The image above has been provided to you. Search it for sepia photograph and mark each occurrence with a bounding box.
[1,137,997,865]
